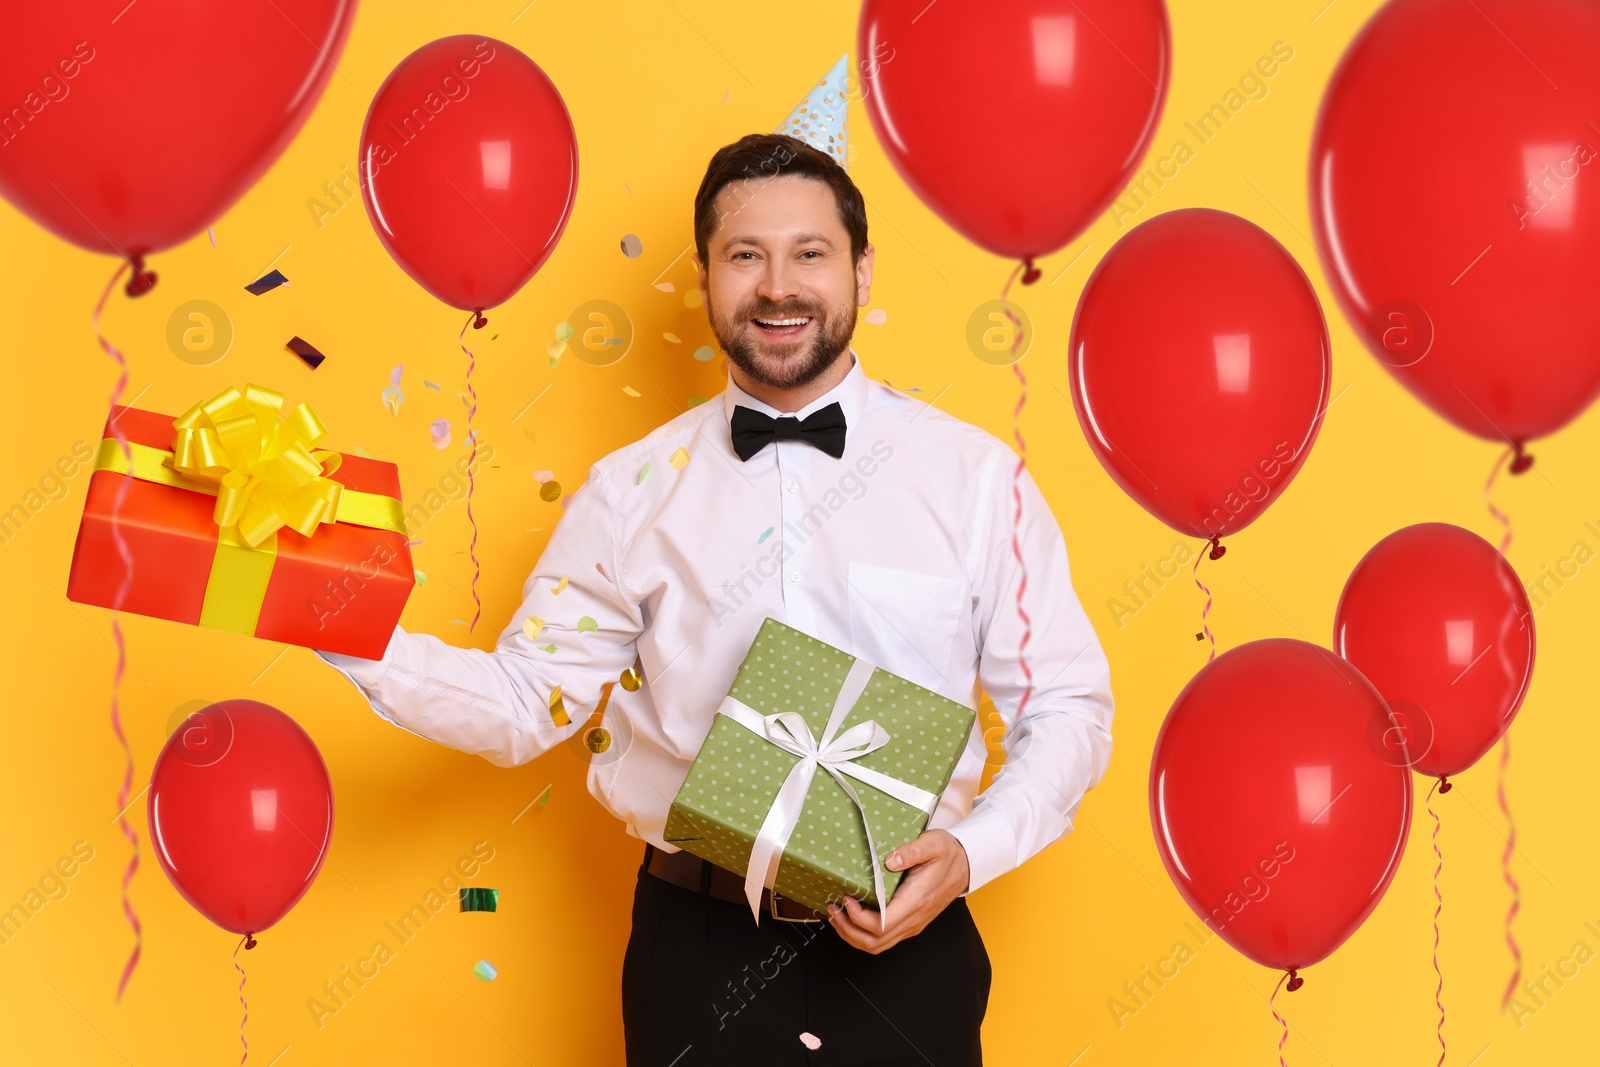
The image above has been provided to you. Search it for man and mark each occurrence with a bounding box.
[316,132,1113,1064]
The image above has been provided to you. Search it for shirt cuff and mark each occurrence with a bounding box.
[944,804,1020,897]
[313,625,402,689]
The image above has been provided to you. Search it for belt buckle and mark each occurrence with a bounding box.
[769,889,823,923]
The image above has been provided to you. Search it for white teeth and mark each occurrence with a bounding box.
[755,317,810,327]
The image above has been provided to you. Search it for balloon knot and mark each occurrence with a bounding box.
[1439,776,1452,794]
[1509,443,1533,475]
[1207,536,1226,561]
[1020,256,1041,285]
[1286,969,1303,992]
[472,310,488,330]
[125,254,157,297]
[244,934,257,950]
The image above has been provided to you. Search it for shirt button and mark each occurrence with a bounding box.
[786,481,798,493]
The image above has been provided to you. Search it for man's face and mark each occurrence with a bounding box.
[695,174,873,390]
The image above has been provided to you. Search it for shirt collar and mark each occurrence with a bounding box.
[722,346,867,430]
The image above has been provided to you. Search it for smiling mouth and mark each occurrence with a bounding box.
[750,315,813,341]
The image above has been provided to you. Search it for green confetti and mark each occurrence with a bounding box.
[537,785,552,806]
[537,643,558,653]
[474,960,498,981]
[414,570,428,585]
[692,345,715,362]
[757,527,774,544]
[555,322,574,342]
[687,397,708,407]
[460,887,499,913]
[577,616,598,633]
[637,461,651,484]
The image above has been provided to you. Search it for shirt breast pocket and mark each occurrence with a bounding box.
[846,561,965,693]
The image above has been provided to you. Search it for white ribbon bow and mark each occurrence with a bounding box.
[716,655,939,930]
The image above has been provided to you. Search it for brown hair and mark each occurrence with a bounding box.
[693,132,868,269]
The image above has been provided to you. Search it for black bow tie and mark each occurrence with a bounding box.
[730,402,847,461]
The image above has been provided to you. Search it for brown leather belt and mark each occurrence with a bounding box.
[644,843,825,922]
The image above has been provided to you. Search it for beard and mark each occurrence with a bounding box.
[707,285,858,390]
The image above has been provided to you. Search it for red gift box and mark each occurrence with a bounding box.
[67,396,414,660]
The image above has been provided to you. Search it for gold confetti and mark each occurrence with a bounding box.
[548,686,569,727]
[669,447,690,469]
[522,616,545,640]
[577,616,598,633]
[619,667,642,692]
[584,727,611,754]
[683,290,702,309]
[622,385,641,397]
[547,337,567,359]
[663,332,682,344]
[638,461,651,484]
[540,480,562,502]
[552,576,569,595]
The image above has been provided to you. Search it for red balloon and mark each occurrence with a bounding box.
[1069,209,1330,544]
[1334,523,1535,780]
[1311,0,1600,448]
[858,0,1170,269]
[1150,640,1412,972]
[359,36,577,317]
[149,700,333,937]
[0,1,356,272]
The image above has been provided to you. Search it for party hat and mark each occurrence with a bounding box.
[776,53,849,171]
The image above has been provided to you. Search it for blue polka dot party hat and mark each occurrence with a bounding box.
[775,53,849,171]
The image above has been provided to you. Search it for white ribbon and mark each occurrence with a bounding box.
[715,655,939,930]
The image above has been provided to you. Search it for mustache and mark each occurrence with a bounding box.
[743,306,821,320]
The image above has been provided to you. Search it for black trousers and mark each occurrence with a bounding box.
[622,844,991,1066]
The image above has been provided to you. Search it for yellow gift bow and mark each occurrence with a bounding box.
[91,383,409,637]
[169,383,345,548]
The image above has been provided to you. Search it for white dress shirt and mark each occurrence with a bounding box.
[315,346,1113,896]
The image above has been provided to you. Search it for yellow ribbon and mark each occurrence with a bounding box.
[91,385,408,637]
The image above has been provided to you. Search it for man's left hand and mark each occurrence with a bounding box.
[827,828,969,954]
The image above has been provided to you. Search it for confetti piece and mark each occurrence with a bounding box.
[390,364,403,386]
[537,643,557,654]
[683,290,702,309]
[548,354,560,369]
[687,397,708,406]
[207,227,217,247]
[596,562,609,580]
[758,526,774,544]
[669,446,690,469]
[523,616,545,640]
[663,332,682,344]
[414,570,427,584]
[474,960,498,982]
[585,727,612,753]
[622,180,632,194]
[352,445,371,458]
[637,461,651,484]
[555,322,574,343]
[522,426,539,444]
[459,887,499,913]
[424,380,441,390]
[654,282,675,293]
[799,1033,821,1050]
[622,385,641,397]
[549,686,570,726]
[430,418,451,449]
[527,526,545,534]
[561,494,572,509]
[286,336,326,370]
[577,616,598,633]
[382,385,403,416]
[539,480,562,502]
[619,667,642,692]
[865,308,888,325]
[449,619,466,625]
[547,338,567,360]
[692,346,715,362]
[722,88,730,105]
[491,334,499,340]
[533,470,554,483]
[621,234,643,258]
[908,387,922,393]
[245,269,289,295]
[552,576,568,595]
[537,785,552,805]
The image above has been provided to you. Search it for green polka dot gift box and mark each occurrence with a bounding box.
[663,616,976,920]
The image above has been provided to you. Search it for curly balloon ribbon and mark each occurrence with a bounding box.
[1191,545,1217,662]
[234,933,255,1063]
[1427,777,1447,1067]
[459,312,484,635]
[93,260,142,1004]
[998,264,1036,722]
[1269,969,1292,1066]
[1483,444,1522,1010]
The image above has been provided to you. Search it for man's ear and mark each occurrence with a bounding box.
[855,242,875,306]
[693,252,709,300]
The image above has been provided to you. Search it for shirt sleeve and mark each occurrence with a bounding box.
[944,448,1115,896]
[313,461,643,768]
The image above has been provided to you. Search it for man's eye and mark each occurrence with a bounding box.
[734,252,756,261]
[801,251,821,259]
